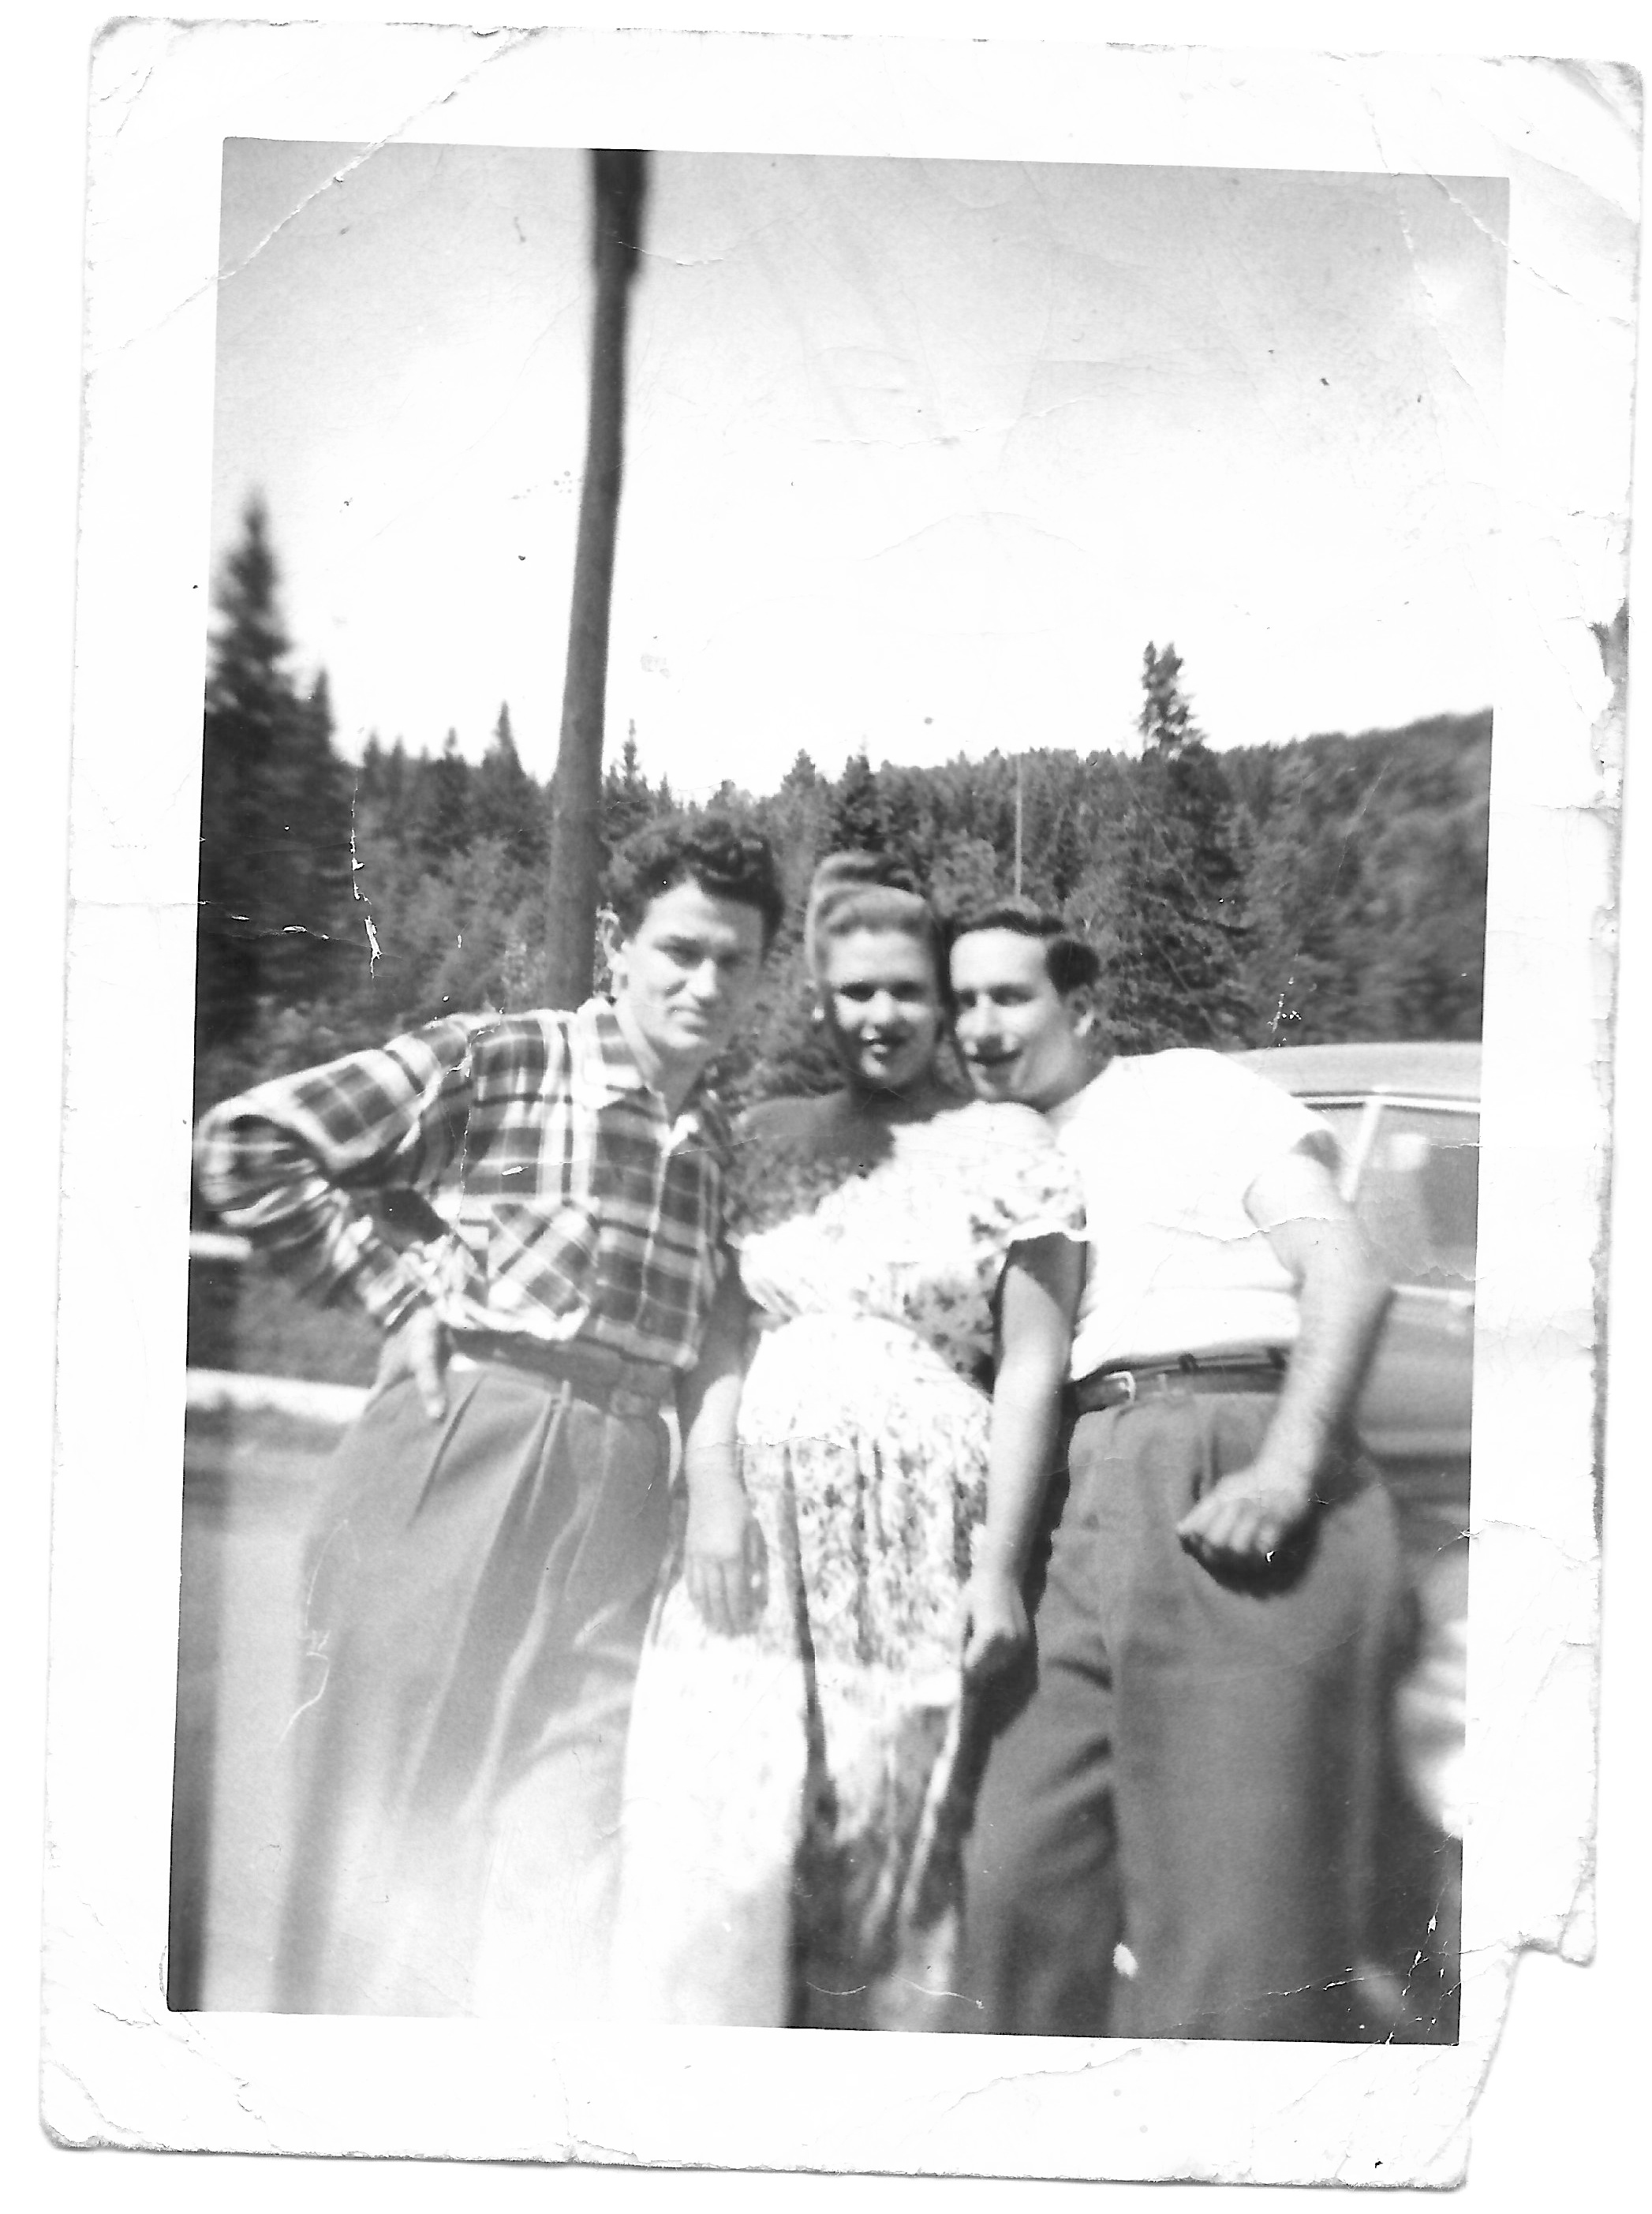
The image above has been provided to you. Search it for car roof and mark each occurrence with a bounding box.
[1230,1039,1481,1101]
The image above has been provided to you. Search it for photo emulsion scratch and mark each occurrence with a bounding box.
[43,20,1636,2190]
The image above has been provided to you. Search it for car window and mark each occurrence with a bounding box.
[1353,1105,1479,1292]
[1306,1102,1366,1176]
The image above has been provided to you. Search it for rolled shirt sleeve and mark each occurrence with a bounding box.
[193,1019,477,1329]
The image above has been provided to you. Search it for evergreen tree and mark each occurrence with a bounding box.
[1243,751,1372,1042]
[198,496,287,1055]
[1137,640,1201,758]
[827,749,891,856]
[198,665,1492,1116]
[1367,810,1487,1042]
[382,739,410,818]
[928,834,1004,918]
[411,731,473,864]
[1101,645,1256,1053]
[602,721,654,849]
[263,671,351,996]
[1060,757,1133,953]
[1229,715,1492,1045]
[357,734,387,806]
[473,702,544,871]
[880,766,933,884]
[754,757,829,930]
[1043,791,1090,909]
[354,735,410,843]
[196,498,352,1083]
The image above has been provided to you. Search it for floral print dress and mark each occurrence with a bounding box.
[611,1099,1084,2028]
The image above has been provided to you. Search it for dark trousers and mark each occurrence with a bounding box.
[955,1390,1404,2041]
[275,1363,671,2017]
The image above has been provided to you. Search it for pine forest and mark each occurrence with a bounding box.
[196,500,1490,1127]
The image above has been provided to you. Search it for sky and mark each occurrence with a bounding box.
[211,144,1506,796]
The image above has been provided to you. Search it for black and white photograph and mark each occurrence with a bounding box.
[176,139,1497,2042]
[34,10,1639,2193]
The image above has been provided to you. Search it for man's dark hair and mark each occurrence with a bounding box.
[606,813,787,948]
[946,896,1101,996]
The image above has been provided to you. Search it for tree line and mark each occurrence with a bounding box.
[195,499,1489,1120]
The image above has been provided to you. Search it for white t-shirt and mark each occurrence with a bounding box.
[1048,1049,1333,1379]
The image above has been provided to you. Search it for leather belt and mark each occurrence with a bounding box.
[1069,1350,1288,1417]
[448,1333,677,1417]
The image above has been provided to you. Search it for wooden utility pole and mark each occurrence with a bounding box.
[544,148,648,1008]
[1014,754,1024,896]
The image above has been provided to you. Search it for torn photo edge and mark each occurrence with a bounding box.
[41,17,1636,2188]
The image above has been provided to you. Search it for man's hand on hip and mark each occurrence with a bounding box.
[376,1303,450,1421]
[1175,1464,1315,1570]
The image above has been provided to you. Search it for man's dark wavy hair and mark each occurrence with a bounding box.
[945,895,1101,996]
[606,812,787,948]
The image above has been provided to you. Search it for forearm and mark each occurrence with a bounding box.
[678,1273,753,1494]
[977,1232,1082,1578]
[194,1022,473,1326]
[678,1273,764,1636]
[1257,1233,1391,1493]
[977,1352,1067,1580]
[196,1109,432,1326]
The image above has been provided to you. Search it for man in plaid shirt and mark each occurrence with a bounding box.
[195,813,784,2018]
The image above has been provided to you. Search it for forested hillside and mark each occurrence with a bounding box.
[196,502,1489,1120]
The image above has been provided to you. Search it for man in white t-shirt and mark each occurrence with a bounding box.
[947,901,1403,2042]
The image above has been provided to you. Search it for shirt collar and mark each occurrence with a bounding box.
[574,997,650,1101]
[574,997,723,1133]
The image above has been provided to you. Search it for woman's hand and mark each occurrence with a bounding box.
[684,1464,768,1636]
[960,1562,1030,1685]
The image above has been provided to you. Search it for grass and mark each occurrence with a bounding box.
[188,1251,380,1386]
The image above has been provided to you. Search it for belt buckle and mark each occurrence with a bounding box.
[1116,1369,1138,1404]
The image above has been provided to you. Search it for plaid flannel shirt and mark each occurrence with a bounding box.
[193,999,733,1373]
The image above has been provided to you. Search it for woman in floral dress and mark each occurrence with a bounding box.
[612,855,1085,2028]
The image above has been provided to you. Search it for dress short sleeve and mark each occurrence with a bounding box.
[948,1101,1087,1277]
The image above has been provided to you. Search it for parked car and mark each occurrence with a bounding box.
[1235,1039,1477,2041]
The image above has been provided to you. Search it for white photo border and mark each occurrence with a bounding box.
[44,18,1636,2186]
